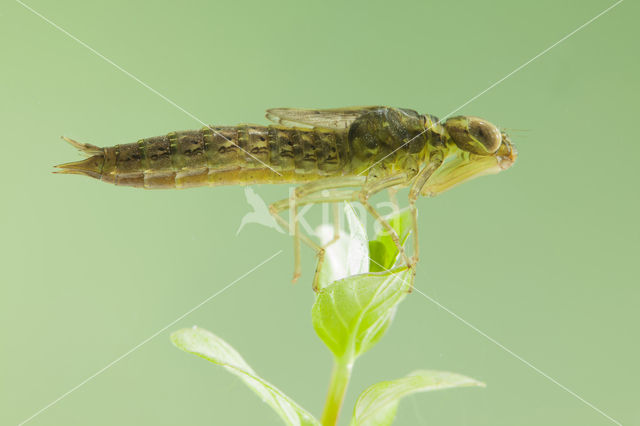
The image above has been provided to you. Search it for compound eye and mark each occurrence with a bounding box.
[445,116,502,155]
[468,118,501,154]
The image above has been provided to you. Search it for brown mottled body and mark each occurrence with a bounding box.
[56,106,517,289]
[58,125,351,189]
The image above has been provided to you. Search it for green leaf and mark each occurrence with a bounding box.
[350,370,485,426]
[312,267,411,363]
[368,208,412,272]
[171,327,320,426]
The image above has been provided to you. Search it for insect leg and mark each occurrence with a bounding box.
[290,177,365,281]
[270,194,319,284]
[358,173,415,272]
[387,186,399,212]
[292,191,302,283]
[270,190,359,290]
[327,202,341,249]
[274,181,415,290]
[269,177,366,288]
[318,202,342,253]
[287,172,419,277]
[407,151,445,279]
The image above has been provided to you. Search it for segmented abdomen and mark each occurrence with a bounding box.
[64,125,350,189]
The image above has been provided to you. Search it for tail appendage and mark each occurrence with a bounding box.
[54,136,105,179]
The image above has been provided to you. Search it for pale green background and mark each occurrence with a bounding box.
[1,0,638,425]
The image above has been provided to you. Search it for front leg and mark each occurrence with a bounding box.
[407,149,444,272]
[358,172,415,270]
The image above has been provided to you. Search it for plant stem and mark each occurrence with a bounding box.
[321,358,353,426]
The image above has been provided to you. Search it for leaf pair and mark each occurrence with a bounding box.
[172,207,484,425]
[171,329,484,426]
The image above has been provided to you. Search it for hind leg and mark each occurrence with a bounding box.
[269,177,365,289]
[272,189,371,290]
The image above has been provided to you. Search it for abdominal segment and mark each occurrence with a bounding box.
[56,125,350,189]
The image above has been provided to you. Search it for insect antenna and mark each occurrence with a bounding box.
[500,127,530,134]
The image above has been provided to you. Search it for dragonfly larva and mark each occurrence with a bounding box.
[56,106,517,289]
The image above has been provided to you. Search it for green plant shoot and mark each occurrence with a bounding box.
[172,205,483,425]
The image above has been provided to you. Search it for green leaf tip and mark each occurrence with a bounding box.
[312,267,411,362]
[171,327,320,426]
[351,370,485,426]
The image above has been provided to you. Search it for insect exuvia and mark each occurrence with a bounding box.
[56,106,517,289]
